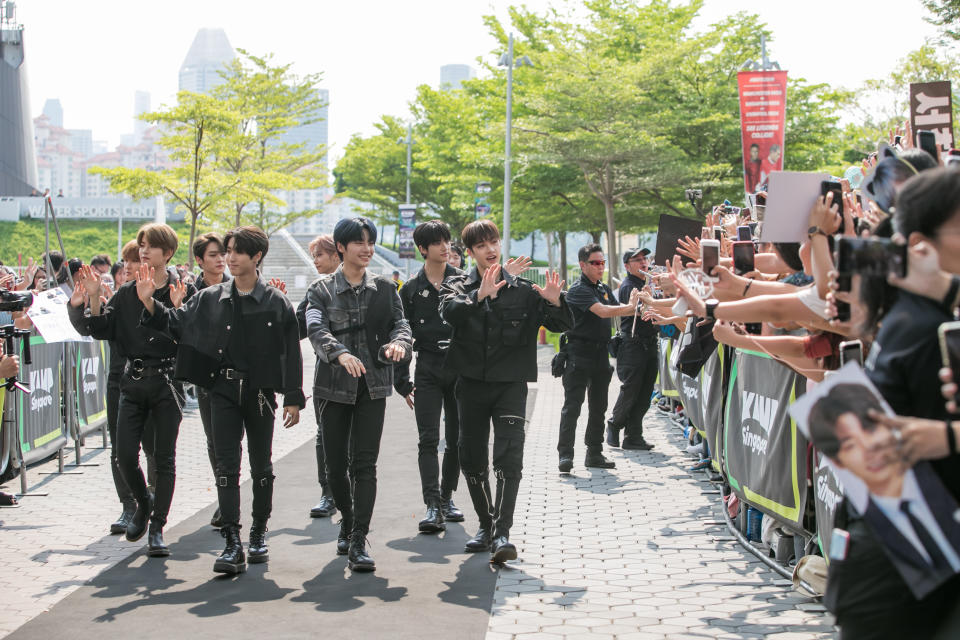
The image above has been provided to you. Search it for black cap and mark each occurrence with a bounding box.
[622,247,650,264]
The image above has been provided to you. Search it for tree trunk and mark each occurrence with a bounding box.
[590,231,601,244]
[558,230,568,287]
[188,211,199,262]
[603,198,618,282]
[546,231,555,271]
[530,232,536,263]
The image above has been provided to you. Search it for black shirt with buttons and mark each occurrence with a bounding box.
[564,273,617,344]
[399,263,462,354]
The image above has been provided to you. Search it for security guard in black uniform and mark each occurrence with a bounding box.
[557,243,641,472]
[607,248,658,450]
[441,219,573,564]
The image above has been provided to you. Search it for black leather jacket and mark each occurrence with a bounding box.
[140,277,305,409]
[440,267,573,382]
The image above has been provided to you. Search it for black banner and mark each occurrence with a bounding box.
[75,341,107,432]
[722,349,809,532]
[654,214,703,266]
[700,347,725,472]
[17,336,66,464]
[909,80,954,152]
[812,449,844,561]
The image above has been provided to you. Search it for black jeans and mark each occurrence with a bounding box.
[209,379,277,528]
[116,372,183,527]
[320,377,386,535]
[457,378,526,480]
[557,349,612,458]
[413,351,460,505]
[196,386,217,479]
[610,339,659,441]
[313,395,330,492]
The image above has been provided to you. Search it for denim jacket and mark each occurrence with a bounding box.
[305,267,412,403]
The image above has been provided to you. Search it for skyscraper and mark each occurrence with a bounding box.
[440,64,476,90]
[0,0,37,195]
[134,90,150,142]
[42,98,63,127]
[178,28,235,94]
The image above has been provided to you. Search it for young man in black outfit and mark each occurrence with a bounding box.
[441,219,573,563]
[139,225,304,575]
[68,223,195,558]
[394,221,465,533]
[305,217,411,572]
[557,243,641,472]
[191,232,231,529]
[607,248,659,451]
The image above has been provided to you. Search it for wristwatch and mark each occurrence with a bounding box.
[807,226,827,239]
[705,298,720,320]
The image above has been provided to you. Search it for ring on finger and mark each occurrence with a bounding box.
[892,428,903,444]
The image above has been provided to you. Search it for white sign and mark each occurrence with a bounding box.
[27,287,91,343]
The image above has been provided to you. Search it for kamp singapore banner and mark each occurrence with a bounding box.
[18,336,67,464]
[723,349,809,532]
[75,340,108,431]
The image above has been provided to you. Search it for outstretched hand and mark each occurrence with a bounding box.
[504,255,533,277]
[268,278,287,294]
[136,264,157,314]
[532,270,564,306]
[477,264,506,301]
[169,279,188,308]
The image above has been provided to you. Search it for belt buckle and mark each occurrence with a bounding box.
[224,368,239,381]
[129,358,144,381]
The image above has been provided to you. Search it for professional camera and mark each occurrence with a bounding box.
[0,287,33,312]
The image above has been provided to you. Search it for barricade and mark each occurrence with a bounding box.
[655,336,823,566]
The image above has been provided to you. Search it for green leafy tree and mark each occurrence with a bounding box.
[90,91,243,253]
[212,50,328,235]
[923,0,960,41]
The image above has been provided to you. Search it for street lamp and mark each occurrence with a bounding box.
[498,33,533,261]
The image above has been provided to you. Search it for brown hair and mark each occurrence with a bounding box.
[192,232,225,260]
[136,223,179,262]
[461,219,500,251]
[308,233,336,257]
[121,240,140,264]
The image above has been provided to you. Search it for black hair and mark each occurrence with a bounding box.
[750,143,759,150]
[192,232,226,260]
[90,254,111,268]
[450,243,466,266]
[413,220,451,258]
[110,261,124,280]
[578,243,604,263]
[461,219,499,251]
[68,257,83,276]
[333,217,378,260]
[224,225,269,268]
[771,242,803,273]
[807,384,884,458]
[868,149,938,214]
[41,251,64,273]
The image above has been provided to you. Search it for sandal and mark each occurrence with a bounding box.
[0,491,19,506]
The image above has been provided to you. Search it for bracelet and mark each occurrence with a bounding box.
[948,420,958,456]
[942,275,960,313]
[742,280,754,297]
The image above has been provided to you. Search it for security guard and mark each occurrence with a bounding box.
[607,248,658,450]
[441,219,572,564]
[557,243,641,472]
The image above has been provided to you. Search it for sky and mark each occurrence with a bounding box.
[16,0,946,167]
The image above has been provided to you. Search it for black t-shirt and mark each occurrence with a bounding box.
[564,274,616,343]
[225,291,250,371]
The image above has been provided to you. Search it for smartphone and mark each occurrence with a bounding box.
[701,239,720,279]
[918,129,938,160]
[755,193,766,206]
[835,237,907,278]
[737,225,751,241]
[713,226,723,242]
[821,180,845,215]
[894,135,903,147]
[834,300,851,322]
[748,222,759,236]
[745,322,762,335]
[839,339,864,367]
[939,321,960,405]
[732,241,755,276]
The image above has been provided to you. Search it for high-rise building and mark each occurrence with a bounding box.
[0,1,38,195]
[134,90,150,142]
[440,64,476,90]
[279,88,329,172]
[66,129,93,157]
[42,98,63,128]
[178,28,235,94]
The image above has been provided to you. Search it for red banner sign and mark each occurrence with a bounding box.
[738,70,788,195]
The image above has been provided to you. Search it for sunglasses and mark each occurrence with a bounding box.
[587,260,606,267]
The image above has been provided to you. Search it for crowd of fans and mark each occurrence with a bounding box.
[637,133,960,638]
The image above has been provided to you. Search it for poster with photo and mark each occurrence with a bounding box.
[789,364,960,599]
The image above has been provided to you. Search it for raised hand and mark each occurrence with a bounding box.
[268,278,287,294]
[136,264,157,313]
[627,287,641,309]
[477,264,506,301]
[79,264,102,298]
[169,279,188,308]
[532,269,563,306]
[676,235,701,262]
[808,191,841,235]
[69,278,86,308]
[504,255,533,277]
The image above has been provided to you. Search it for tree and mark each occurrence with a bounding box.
[923,0,960,41]
[90,91,243,253]
[212,50,328,235]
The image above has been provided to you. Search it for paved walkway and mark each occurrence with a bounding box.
[0,347,837,639]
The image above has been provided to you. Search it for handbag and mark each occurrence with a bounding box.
[551,334,569,378]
